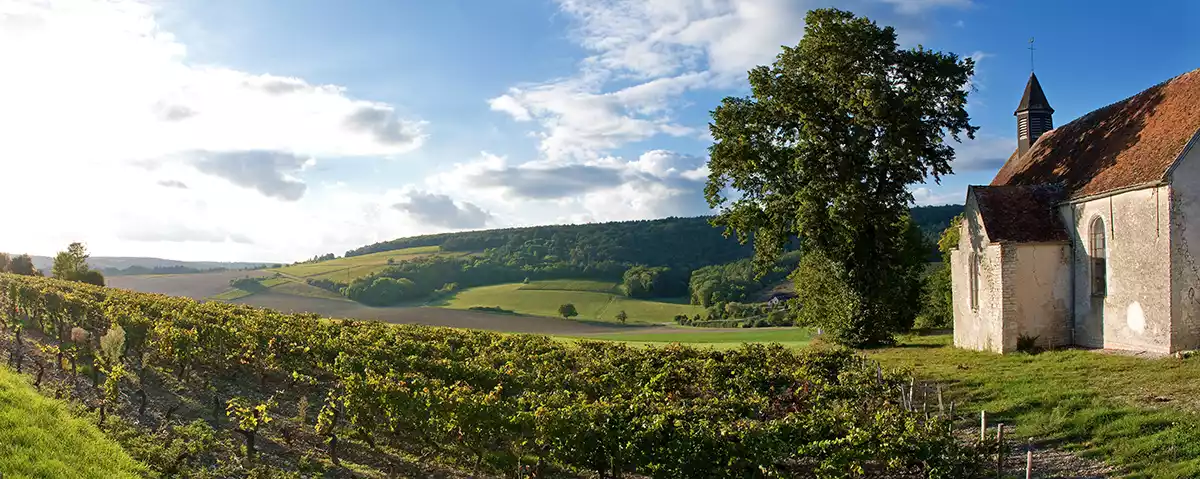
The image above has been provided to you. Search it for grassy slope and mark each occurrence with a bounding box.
[270,245,444,281]
[442,280,706,323]
[870,335,1200,478]
[569,327,814,349]
[0,366,145,478]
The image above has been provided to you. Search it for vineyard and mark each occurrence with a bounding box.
[0,273,992,478]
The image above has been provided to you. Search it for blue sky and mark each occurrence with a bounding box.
[1,0,1196,262]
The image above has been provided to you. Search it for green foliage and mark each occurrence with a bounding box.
[916,215,964,330]
[704,9,974,346]
[7,254,37,276]
[1016,334,1042,354]
[78,269,105,286]
[0,253,9,273]
[688,252,799,307]
[99,325,126,365]
[619,265,682,298]
[0,272,993,478]
[557,303,579,319]
[50,242,103,285]
[343,276,416,306]
[614,310,628,324]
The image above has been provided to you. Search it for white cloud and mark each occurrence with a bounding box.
[880,0,972,15]
[912,186,964,206]
[424,150,712,226]
[0,0,428,261]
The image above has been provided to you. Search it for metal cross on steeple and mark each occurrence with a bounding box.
[1028,37,1036,72]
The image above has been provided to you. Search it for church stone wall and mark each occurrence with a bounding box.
[1061,186,1173,353]
[1001,243,1071,350]
[1168,135,1200,352]
[952,198,1006,353]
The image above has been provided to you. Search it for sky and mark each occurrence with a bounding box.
[1,0,1197,263]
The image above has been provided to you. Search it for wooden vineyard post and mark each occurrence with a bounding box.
[1026,438,1033,479]
[980,410,987,442]
[996,423,1005,478]
[937,384,945,415]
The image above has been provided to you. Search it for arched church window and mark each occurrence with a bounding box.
[969,252,979,311]
[1091,217,1107,297]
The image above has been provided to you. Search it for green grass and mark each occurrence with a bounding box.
[517,279,619,293]
[870,335,1200,478]
[268,278,347,300]
[210,288,253,301]
[271,245,446,280]
[442,281,705,323]
[567,327,814,349]
[0,365,146,478]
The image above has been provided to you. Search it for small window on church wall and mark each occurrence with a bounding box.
[1091,218,1107,297]
[969,252,980,311]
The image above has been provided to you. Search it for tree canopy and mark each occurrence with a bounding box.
[51,242,105,286]
[704,8,976,346]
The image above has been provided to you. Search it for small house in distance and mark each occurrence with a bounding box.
[951,67,1200,354]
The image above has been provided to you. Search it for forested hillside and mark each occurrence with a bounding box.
[306,207,961,307]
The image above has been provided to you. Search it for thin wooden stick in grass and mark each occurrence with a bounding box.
[996,423,1005,478]
[980,410,987,442]
[937,384,945,415]
[1026,438,1033,479]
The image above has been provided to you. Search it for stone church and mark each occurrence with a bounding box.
[952,67,1200,354]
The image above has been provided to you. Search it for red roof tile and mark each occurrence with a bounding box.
[992,68,1200,198]
[971,184,1068,243]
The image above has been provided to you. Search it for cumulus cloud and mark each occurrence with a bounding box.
[188,150,311,201]
[153,102,196,121]
[392,192,492,229]
[469,164,626,199]
[0,0,431,261]
[433,150,712,223]
[343,105,427,148]
[912,186,965,206]
[880,0,972,15]
[118,223,255,244]
[156,179,188,189]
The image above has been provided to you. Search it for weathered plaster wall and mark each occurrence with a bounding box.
[1061,186,1172,353]
[1002,243,1072,349]
[1168,134,1200,352]
[952,196,1006,353]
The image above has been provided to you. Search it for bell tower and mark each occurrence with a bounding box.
[1015,72,1054,156]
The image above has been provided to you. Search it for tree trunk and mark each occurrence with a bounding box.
[136,389,147,417]
[237,429,256,458]
[35,363,44,390]
[328,434,340,465]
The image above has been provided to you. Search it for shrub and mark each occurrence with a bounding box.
[1016,334,1042,354]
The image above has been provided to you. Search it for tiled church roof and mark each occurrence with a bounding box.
[971,184,1069,243]
[992,68,1200,199]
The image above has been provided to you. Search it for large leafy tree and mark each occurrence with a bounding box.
[52,242,104,285]
[704,8,976,346]
[8,254,38,276]
[0,253,9,273]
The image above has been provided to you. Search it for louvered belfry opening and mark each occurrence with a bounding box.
[1015,72,1055,156]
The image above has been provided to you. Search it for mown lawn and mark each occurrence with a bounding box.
[442,281,706,323]
[870,335,1200,478]
[0,365,146,478]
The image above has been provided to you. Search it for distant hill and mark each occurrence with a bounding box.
[23,256,268,276]
[343,206,964,263]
